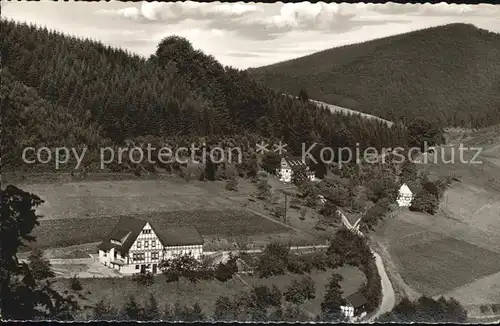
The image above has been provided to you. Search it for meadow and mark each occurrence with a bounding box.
[16,178,252,220]
[377,126,500,311]
[52,265,365,320]
[29,209,290,250]
[379,213,500,304]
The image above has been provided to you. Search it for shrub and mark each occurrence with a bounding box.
[284,276,316,305]
[479,304,490,314]
[410,189,439,215]
[69,275,83,291]
[132,270,155,286]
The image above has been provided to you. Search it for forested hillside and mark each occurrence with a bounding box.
[1,19,408,172]
[249,24,500,129]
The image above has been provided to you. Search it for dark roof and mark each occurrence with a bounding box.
[97,216,146,252]
[109,229,131,241]
[97,216,204,252]
[346,291,367,308]
[157,227,204,246]
[284,156,307,167]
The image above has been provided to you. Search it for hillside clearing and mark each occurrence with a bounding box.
[28,209,291,251]
[378,212,500,299]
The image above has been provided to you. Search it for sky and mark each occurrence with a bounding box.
[3,1,499,69]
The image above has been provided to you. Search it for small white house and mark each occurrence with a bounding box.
[397,183,414,207]
[340,291,368,321]
[97,216,204,275]
[277,156,316,183]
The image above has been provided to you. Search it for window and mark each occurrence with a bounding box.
[135,265,139,270]
[136,241,141,248]
[152,240,156,248]
[151,252,159,260]
[144,240,149,248]
[142,229,151,234]
[133,253,144,261]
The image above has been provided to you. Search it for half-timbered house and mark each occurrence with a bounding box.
[97,216,204,274]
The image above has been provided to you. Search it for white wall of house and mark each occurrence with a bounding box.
[397,184,414,207]
[163,244,203,260]
[341,305,354,318]
[99,222,204,275]
[98,247,114,266]
[126,222,165,274]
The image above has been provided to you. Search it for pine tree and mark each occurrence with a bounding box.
[27,248,55,280]
[321,273,345,321]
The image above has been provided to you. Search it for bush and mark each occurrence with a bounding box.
[256,253,287,278]
[132,270,155,286]
[284,276,316,305]
[69,275,83,291]
[479,304,490,314]
[252,285,282,308]
[286,254,309,275]
[255,178,271,200]
[410,189,439,215]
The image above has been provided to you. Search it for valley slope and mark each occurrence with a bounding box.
[250,24,500,129]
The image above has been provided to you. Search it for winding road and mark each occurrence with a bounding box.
[367,250,396,322]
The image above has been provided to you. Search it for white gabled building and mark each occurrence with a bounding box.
[278,156,316,183]
[396,183,414,207]
[97,216,204,275]
[340,291,368,321]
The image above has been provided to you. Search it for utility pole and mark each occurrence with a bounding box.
[284,191,288,225]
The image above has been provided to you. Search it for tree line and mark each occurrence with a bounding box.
[2,19,410,174]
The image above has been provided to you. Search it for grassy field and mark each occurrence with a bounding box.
[443,270,500,307]
[52,266,365,320]
[28,209,290,250]
[376,126,500,309]
[16,179,253,220]
[9,177,323,251]
[379,214,500,297]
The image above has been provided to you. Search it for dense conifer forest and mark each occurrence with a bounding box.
[250,24,500,129]
[2,19,409,172]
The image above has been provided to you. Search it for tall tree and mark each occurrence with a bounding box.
[1,185,79,320]
[27,248,55,280]
[284,276,316,305]
[320,273,346,321]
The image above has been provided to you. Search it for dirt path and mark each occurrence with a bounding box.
[367,250,396,322]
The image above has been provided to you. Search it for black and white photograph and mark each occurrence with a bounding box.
[1,1,500,323]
